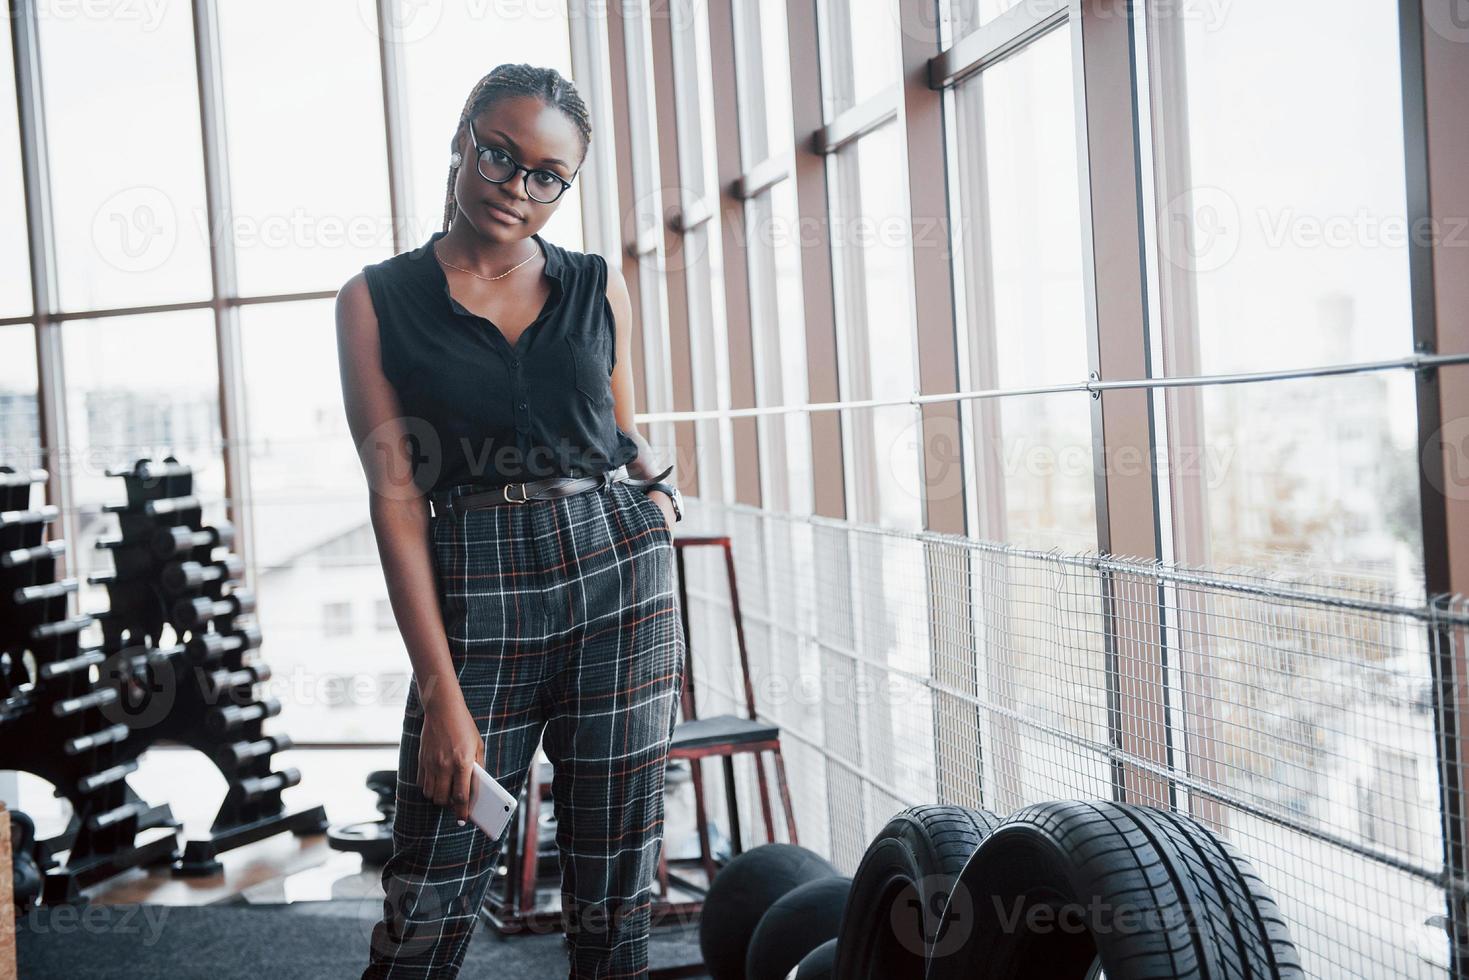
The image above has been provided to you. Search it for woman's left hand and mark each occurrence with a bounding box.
[647,489,675,534]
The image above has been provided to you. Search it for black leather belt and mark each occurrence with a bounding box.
[429,464,674,518]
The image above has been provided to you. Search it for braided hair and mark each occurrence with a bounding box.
[442,63,592,233]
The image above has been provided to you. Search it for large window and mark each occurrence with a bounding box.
[0,327,40,471]
[60,310,226,613]
[1146,0,1422,589]
[218,0,391,295]
[818,0,921,530]
[820,0,901,112]
[8,2,592,747]
[397,0,583,249]
[238,299,406,741]
[0,11,29,319]
[37,0,212,310]
[732,0,813,515]
[949,24,1095,551]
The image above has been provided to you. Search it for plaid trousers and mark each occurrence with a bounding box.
[362,479,685,979]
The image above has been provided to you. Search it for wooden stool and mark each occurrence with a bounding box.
[652,534,798,923]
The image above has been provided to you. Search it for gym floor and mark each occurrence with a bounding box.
[12,746,713,978]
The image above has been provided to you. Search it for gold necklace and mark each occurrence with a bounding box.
[433,240,538,281]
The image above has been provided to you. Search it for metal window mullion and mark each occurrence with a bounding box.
[897,0,967,813]
[1069,0,1172,808]
[730,0,770,167]
[745,193,790,510]
[930,0,1068,89]
[899,4,964,536]
[1137,0,1223,833]
[191,0,254,583]
[812,84,899,154]
[374,0,412,251]
[828,145,872,523]
[672,3,732,506]
[710,0,761,507]
[12,0,76,590]
[808,0,870,844]
[1401,0,1469,969]
[731,152,792,199]
[625,2,675,449]
[568,0,622,258]
[822,1,865,526]
[942,46,1018,816]
[785,0,845,520]
[647,0,699,498]
[1139,0,1207,569]
[948,78,1006,543]
[606,0,659,430]
[731,0,803,512]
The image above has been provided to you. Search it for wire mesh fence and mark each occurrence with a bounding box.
[673,497,1466,979]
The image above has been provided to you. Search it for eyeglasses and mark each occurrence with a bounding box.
[466,117,577,205]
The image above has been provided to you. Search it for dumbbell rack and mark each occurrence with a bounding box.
[0,465,182,904]
[95,456,327,876]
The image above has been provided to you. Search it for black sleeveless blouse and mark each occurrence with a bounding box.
[360,229,640,494]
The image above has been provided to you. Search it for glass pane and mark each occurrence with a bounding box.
[218,0,391,296]
[819,0,901,116]
[955,27,1086,388]
[1151,0,1411,374]
[834,124,920,529]
[1187,372,1423,591]
[758,0,794,160]
[396,0,584,251]
[62,311,224,613]
[772,178,811,513]
[38,0,212,310]
[0,12,30,318]
[0,326,41,471]
[946,0,1027,43]
[239,300,404,741]
[991,393,1097,552]
[747,178,813,514]
[950,29,1094,548]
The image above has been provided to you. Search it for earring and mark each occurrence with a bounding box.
[450,151,462,166]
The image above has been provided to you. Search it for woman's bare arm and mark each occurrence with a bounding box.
[605,259,676,530]
[335,272,483,823]
[606,259,652,473]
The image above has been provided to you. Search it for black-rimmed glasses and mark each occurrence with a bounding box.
[467,117,577,205]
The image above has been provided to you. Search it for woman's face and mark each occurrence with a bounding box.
[454,94,584,242]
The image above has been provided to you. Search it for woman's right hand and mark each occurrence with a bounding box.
[417,691,485,825]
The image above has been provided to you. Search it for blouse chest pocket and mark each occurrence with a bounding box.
[566,334,612,406]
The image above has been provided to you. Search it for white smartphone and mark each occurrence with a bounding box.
[467,761,519,840]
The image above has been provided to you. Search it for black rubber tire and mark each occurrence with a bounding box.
[793,937,838,979]
[926,801,1304,980]
[745,875,851,980]
[699,843,840,980]
[833,804,1002,980]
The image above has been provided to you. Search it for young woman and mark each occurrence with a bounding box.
[336,63,686,979]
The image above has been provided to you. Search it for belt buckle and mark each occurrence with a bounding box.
[501,482,529,505]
